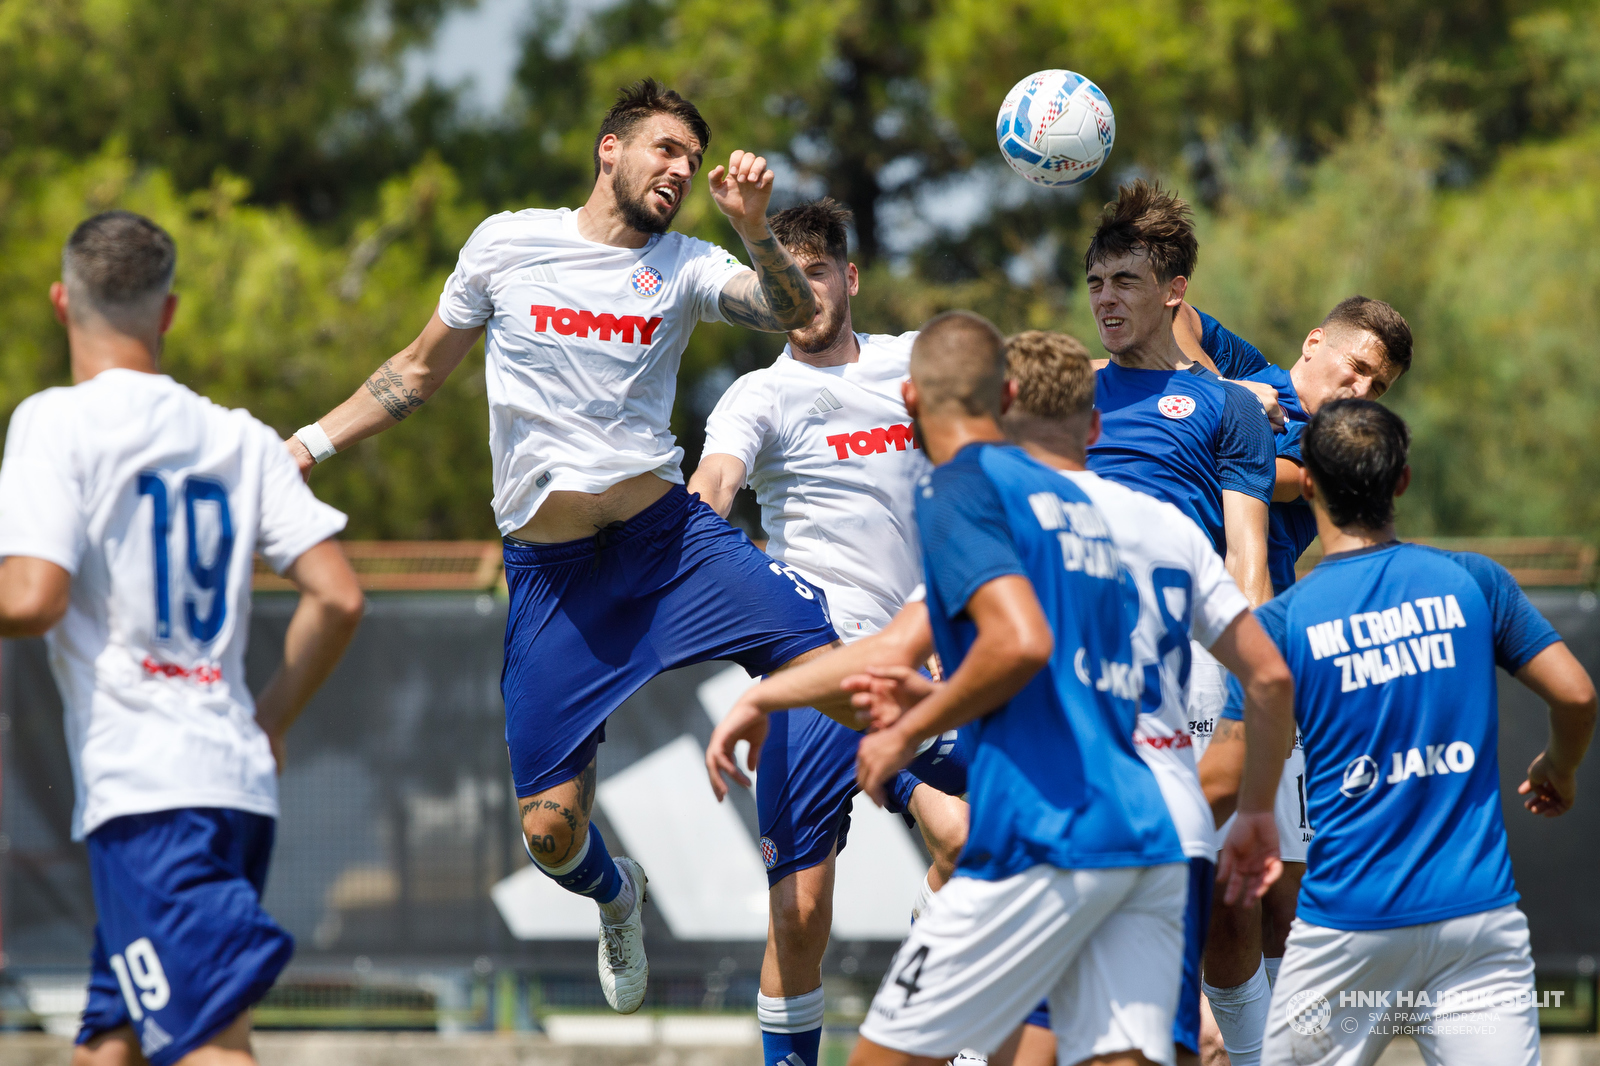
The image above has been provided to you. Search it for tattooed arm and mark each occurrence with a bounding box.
[285,310,483,476]
[708,149,817,332]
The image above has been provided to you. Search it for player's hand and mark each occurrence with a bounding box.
[706,699,769,801]
[842,666,938,730]
[1216,809,1282,906]
[1519,750,1577,817]
[707,150,776,237]
[1224,378,1287,433]
[856,725,920,806]
[285,436,315,482]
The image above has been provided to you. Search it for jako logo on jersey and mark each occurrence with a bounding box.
[630,265,664,296]
[825,424,918,459]
[1158,395,1196,419]
[1305,594,1468,693]
[1340,755,1380,797]
[529,306,663,343]
[1073,648,1143,700]
[1386,741,1475,783]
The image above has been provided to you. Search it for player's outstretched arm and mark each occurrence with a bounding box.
[0,556,70,637]
[686,453,747,518]
[709,150,817,333]
[856,575,1052,805]
[1515,641,1598,817]
[1222,490,1274,607]
[705,603,931,800]
[285,311,484,476]
[253,539,365,771]
[1208,608,1295,905]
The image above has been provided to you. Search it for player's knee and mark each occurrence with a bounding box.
[519,801,589,865]
[770,886,830,943]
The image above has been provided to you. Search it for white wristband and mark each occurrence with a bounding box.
[295,422,337,464]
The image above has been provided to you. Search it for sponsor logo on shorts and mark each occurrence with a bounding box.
[1286,989,1332,1035]
[825,424,919,459]
[760,836,778,869]
[1157,394,1196,419]
[1340,755,1379,797]
[630,265,665,296]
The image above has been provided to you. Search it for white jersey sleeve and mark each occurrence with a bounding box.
[680,240,748,324]
[254,423,348,573]
[437,213,513,329]
[1183,516,1250,648]
[701,371,777,478]
[0,392,88,573]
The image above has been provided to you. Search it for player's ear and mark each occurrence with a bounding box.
[846,262,859,297]
[901,379,919,419]
[1299,465,1316,503]
[596,133,620,174]
[49,281,70,326]
[1303,327,1322,360]
[1394,465,1411,499]
[158,293,179,336]
[1166,274,1188,309]
[999,379,1017,415]
[1085,408,1102,449]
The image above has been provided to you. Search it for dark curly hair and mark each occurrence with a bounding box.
[1083,179,1198,284]
[1303,399,1412,530]
[592,79,711,177]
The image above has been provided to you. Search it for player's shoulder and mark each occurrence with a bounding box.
[657,228,743,269]
[1404,543,1516,600]
[465,207,563,242]
[1065,471,1213,550]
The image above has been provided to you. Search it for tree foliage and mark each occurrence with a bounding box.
[2,0,1599,540]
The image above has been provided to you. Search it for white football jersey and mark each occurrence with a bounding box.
[0,370,346,839]
[437,207,748,535]
[701,333,928,639]
[1060,469,1249,858]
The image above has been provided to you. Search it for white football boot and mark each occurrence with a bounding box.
[598,857,649,1013]
[949,1051,988,1066]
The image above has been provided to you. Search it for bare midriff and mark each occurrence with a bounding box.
[507,470,674,544]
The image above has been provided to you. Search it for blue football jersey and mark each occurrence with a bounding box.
[1254,542,1560,930]
[1087,361,1275,555]
[1196,312,1317,593]
[916,442,1183,879]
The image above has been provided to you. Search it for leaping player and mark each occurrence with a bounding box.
[689,199,971,1066]
[0,212,364,1065]
[284,81,841,1013]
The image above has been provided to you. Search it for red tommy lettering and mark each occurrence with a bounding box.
[142,657,222,684]
[826,424,921,460]
[528,306,662,345]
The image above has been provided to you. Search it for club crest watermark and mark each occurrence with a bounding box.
[1286,990,1331,1035]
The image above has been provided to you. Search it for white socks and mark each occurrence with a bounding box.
[758,986,826,1033]
[1264,955,1281,988]
[911,872,937,922]
[598,867,636,924]
[1203,959,1270,1066]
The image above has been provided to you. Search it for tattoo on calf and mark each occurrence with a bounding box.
[364,358,425,421]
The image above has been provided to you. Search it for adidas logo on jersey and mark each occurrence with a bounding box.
[529,305,663,344]
[806,388,843,416]
[825,423,918,459]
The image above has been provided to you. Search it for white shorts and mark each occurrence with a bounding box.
[859,863,1187,1065]
[1264,905,1540,1066]
[1190,642,1312,864]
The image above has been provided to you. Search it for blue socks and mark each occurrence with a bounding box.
[758,987,825,1066]
[532,821,622,905]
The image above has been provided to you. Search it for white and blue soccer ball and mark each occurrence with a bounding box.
[996,70,1116,187]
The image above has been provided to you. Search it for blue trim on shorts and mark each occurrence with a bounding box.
[1024,856,1212,1053]
[501,484,837,796]
[77,808,291,1066]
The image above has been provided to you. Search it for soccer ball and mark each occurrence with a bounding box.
[995,70,1116,187]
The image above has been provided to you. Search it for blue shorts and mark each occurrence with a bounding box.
[502,484,838,797]
[756,706,970,887]
[1024,856,1213,1054]
[76,808,292,1065]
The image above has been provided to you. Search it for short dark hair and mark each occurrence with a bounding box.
[1083,179,1198,284]
[1005,331,1094,419]
[62,211,176,316]
[1321,296,1414,375]
[592,79,711,177]
[1302,399,1411,531]
[910,311,1007,418]
[769,198,852,265]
